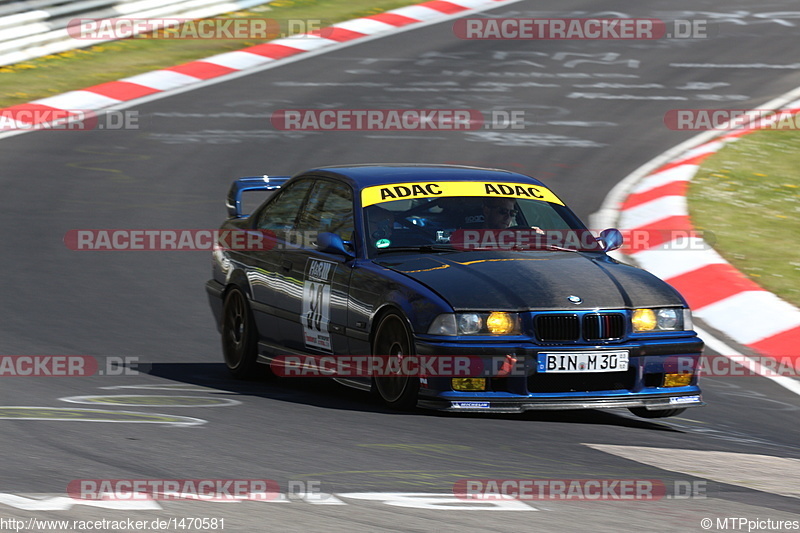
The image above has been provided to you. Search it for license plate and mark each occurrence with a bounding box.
[537,351,629,373]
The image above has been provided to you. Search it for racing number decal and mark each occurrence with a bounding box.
[302,258,335,352]
[306,283,324,331]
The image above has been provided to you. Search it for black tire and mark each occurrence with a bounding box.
[222,287,261,379]
[628,407,686,419]
[372,312,419,410]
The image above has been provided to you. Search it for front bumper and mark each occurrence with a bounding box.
[418,394,704,413]
[413,335,704,412]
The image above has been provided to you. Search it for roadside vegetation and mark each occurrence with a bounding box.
[688,129,800,307]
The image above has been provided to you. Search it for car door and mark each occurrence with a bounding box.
[279,178,356,355]
[247,178,315,352]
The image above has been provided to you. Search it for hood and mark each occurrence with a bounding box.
[375,251,685,311]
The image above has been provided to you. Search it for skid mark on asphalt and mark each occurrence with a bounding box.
[65,147,150,182]
[632,415,800,453]
[147,130,315,144]
[353,443,609,477]
[585,444,800,500]
[100,383,231,392]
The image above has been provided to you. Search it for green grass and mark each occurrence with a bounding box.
[0,0,424,108]
[688,129,800,307]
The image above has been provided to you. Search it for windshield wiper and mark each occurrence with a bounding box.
[375,244,459,254]
[540,244,580,252]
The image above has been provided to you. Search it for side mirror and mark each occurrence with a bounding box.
[226,176,290,218]
[598,228,623,252]
[317,232,354,259]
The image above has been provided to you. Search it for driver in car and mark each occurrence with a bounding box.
[482,197,518,229]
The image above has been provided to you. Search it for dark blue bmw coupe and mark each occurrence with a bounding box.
[206,165,704,418]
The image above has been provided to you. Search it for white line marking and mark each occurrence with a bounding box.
[59,395,242,407]
[0,493,161,510]
[0,407,207,426]
[695,325,800,397]
[585,444,800,499]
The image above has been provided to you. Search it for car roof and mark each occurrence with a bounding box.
[298,164,548,189]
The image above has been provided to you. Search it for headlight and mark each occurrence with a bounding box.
[486,312,515,335]
[428,314,457,336]
[632,309,657,332]
[657,308,680,330]
[428,313,521,336]
[457,313,482,335]
[632,308,687,332]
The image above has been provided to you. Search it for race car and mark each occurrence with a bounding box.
[206,164,704,418]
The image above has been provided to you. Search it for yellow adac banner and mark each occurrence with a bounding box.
[361,181,564,207]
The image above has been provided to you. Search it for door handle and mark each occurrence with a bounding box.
[281,260,293,271]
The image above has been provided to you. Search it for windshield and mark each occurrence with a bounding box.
[362,189,602,257]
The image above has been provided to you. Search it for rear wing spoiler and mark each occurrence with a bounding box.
[226,175,291,218]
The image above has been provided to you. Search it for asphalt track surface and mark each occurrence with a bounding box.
[1,1,800,531]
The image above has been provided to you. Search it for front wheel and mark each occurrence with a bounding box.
[372,312,419,410]
[222,287,262,379]
[628,407,686,419]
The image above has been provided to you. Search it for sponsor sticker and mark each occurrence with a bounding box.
[302,258,335,352]
[669,395,701,404]
[451,401,491,409]
[361,181,563,207]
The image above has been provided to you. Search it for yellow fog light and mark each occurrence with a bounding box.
[486,312,514,335]
[664,373,693,387]
[632,309,657,332]
[452,378,486,391]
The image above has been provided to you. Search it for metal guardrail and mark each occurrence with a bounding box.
[0,0,273,66]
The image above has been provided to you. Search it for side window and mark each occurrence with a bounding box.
[298,180,355,244]
[518,200,572,230]
[255,179,314,235]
